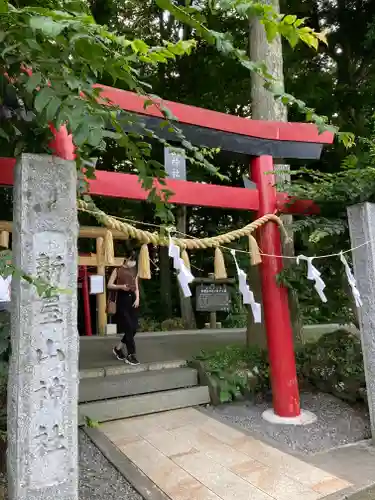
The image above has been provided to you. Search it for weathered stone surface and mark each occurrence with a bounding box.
[79,367,198,403]
[347,202,375,440]
[79,386,210,423]
[8,154,78,499]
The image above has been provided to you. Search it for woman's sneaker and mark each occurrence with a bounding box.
[113,347,125,361]
[125,354,140,366]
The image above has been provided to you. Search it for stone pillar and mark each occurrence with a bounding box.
[8,154,78,499]
[347,202,375,440]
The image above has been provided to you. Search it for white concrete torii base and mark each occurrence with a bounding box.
[262,408,317,426]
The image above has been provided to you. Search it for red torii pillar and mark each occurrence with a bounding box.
[0,85,333,421]
[252,156,299,417]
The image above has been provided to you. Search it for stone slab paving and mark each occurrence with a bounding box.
[100,408,351,500]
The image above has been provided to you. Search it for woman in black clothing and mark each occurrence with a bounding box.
[108,252,140,365]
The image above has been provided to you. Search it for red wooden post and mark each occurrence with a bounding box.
[20,67,76,160]
[48,124,76,160]
[81,266,93,336]
[251,155,300,418]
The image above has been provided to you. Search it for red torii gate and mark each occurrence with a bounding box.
[0,87,333,419]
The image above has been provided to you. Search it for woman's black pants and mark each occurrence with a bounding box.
[116,291,138,355]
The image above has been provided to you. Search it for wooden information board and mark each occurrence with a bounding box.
[196,283,231,312]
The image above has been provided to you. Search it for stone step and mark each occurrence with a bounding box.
[79,367,198,403]
[80,359,187,379]
[79,386,210,423]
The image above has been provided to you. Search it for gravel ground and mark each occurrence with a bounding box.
[205,392,371,455]
[345,485,375,500]
[79,430,141,500]
[0,431,142,500]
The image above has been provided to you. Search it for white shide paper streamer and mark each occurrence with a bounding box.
[297,255,327,303]
[339,252,363,307]
[231,250,261,323]
[168,237,195,298]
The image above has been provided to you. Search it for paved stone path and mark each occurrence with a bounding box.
[100,408,351,500]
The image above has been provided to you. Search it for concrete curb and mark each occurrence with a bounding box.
[83,426,170,500]
[322,484,370,500]
[339,484,375,500]
[79,327,246,340]
[79,324,358,341]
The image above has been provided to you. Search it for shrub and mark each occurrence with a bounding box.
[160,317,185,331]
[297,329,365,403]
[138,316,187,332]
[195,344,270,403]
[222,312,247,328]
[222,291,247,328]
[138,317,161,332]
[194,329,366,405]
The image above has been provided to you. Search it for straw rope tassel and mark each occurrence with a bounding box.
[214,247,227,279]
[181,249,191,269]
[104,230,115,265]
[96,236,105,266]
[0,231,9,249]
[248,235,262,266]
[138,244,151,279]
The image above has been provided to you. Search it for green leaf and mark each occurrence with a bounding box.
[84,415,99,428]
[25,72,42,93]
[0,0,8,13]
[283,29,300,48]
[25,38,41,51]
[283,15,297,25]
[264,22,278,42]
[1,43,21,58]
[155,0,213,43]
[219,389,232,403]
[294,17,307,28]
[64,0,92,15]
[29,16,65,37]
[0,129,9,141]
[102,130,122,140]
[87,127,104,147]
[12,125,21,137]
[131,39,149,53]
[73,123,89,146]
[299,32,318,50]
[143,99,153,109]
[45,96,62,121]
[34,87,55,113]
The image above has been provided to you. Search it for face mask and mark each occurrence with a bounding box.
[126,260,136,268]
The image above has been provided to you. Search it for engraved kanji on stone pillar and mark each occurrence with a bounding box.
[8,154,78,500]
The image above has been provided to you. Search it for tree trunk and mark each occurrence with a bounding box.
[176,206,196,329]
[249,0,302,345]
